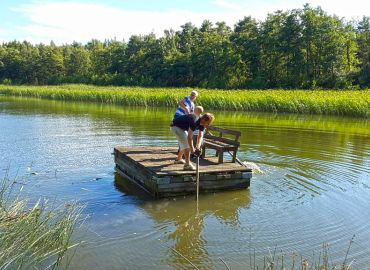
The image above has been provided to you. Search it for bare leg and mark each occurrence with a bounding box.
[177,149,184,161]
[184,148,191,165]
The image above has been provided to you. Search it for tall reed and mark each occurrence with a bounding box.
[0,174,83,270]
[0,85,369,117]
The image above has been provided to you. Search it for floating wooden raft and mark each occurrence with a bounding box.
[114,146,252,197]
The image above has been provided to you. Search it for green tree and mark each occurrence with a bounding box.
[0,4,366,89]
[34,43,65,84]
[174,23,200,86]
[0,42,23,84]
[125,33,164,86]
[356,16,370,87]
[191,20,242,88]
[280,10,305,87]
[232,16,262,88]
[64,42,92,83]
[259,10,288,88]
[300,5,357,88]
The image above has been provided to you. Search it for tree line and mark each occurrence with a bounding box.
[1,4,369,89]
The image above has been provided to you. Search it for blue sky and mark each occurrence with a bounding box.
[1,0,369,44]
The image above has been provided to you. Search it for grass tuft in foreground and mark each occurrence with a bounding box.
[0,174,83,270]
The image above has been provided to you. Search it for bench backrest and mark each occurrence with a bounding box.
[204,126,241,147]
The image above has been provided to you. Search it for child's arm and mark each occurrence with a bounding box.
[178,97,190,114]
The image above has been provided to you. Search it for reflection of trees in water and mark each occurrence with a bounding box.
[160,203,208,269]
[349,134,370,167]
[4,96,370,140]
[114,174,251,269]
[1,96,172,137]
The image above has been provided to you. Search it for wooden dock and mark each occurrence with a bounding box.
[114,146,252,197]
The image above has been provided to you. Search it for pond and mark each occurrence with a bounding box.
[0,96,369,269]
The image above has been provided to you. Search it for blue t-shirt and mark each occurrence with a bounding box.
[174,96,194,119]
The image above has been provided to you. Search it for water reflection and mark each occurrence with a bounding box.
[114,174,251,269]
[1,96,370,269]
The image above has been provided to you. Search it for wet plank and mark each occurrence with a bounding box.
[114,146,251,176]
[114,146,252,197]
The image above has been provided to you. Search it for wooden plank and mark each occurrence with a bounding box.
[115,167,154,195]
[157,179,250,195]
[115,146,250,176]
[166,172,246,183]
[203,140,238,151]
[114,146,252,197]
[200,179,250,188]
[115,158,158,192]
[158,178,249,189]
[203,142,237,151]
[203,126,242,164]
[208,126,241,137]
[192,172,244,181]
[204,134,240,146]
[115,151,154,176]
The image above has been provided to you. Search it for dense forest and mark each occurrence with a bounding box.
[1,4,369,89]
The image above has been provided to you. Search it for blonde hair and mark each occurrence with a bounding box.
[194,106,204,114]
[191,90,199,97]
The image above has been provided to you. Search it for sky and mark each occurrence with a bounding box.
[0,0,369,45]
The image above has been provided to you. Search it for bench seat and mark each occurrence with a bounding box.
[201,126,241,164]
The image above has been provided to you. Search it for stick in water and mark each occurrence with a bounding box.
[196,156,200,202]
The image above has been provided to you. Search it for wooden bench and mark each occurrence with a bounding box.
[201,126,241,164]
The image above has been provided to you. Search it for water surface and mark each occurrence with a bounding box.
[0,96,369,269]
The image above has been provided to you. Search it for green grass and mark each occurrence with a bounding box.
[0,84,369,117]
[0,175,83,270]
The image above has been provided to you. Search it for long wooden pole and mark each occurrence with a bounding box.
[196,156,200,202]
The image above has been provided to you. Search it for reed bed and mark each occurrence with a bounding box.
[0,84,369,117]
[0,175,83,270]
[173,240,355,270]
[245,242,355,270]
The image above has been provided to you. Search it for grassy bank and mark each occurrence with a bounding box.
[0,176,83,269]
[0,84,369,117]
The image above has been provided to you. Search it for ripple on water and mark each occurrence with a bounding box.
[1,98,370,269]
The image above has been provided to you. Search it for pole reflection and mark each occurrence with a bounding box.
[114,173,251,269]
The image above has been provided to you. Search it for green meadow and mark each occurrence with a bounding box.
[0,84,369,118]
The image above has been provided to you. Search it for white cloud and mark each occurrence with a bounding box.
[13,2,237,44]
[8,0,370,45]
[307,0,369,20]
[213,0,370,20]
[9,1,297,44]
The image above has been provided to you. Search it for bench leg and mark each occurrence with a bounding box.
[201,145,206,158]
[231,150,237,163]
[232,150,237,163]
[218,151,224,163]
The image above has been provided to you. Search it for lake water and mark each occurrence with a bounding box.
[0,96,369,269]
